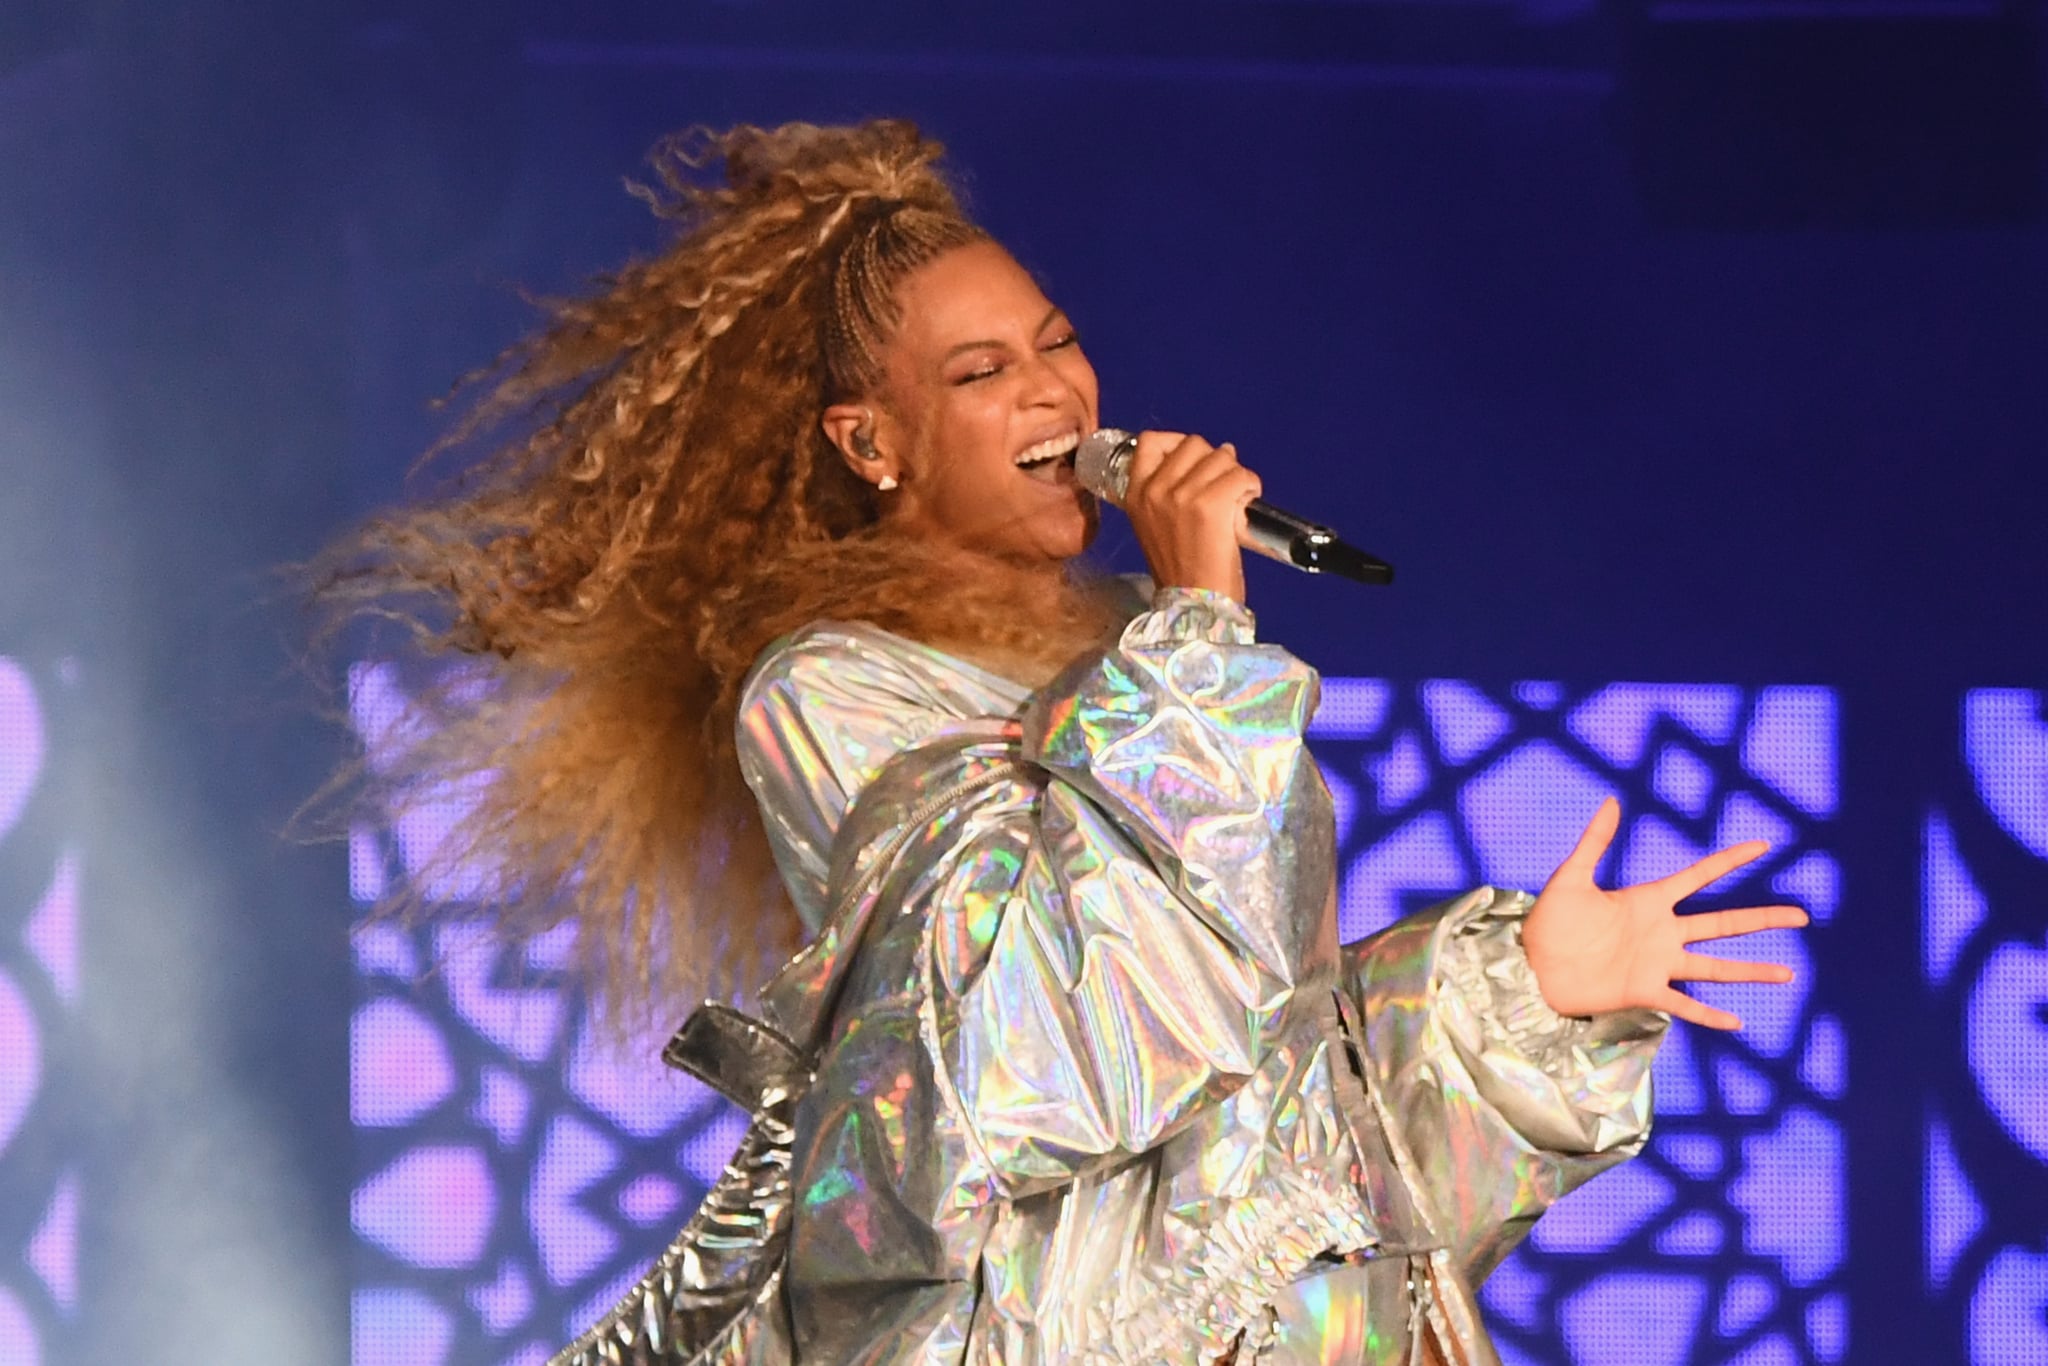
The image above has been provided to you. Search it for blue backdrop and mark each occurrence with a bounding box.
[0,3,2044,1364]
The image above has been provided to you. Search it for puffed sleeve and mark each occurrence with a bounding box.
[736,626,974,932]
[928,586,1338,1189]
[1342,887,1668,1280]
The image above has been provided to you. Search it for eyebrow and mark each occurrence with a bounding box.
[940,306,1067,362]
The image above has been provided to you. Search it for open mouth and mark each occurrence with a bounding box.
[1014,430,1081,486]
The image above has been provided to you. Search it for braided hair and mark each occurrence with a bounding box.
[312,121,1122,1033]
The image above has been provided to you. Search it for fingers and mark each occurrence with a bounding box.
[1674,951,1796,985]
[1119,431,1255,599]
[1554,797,1622,884]
[1162,439,1260,519]
[1676,904,1811,946]
[1122,430,1200,500]
[1656,987,1743,1032]
[1187,448,1262,508]
[1132,433,1243,499]
[1663,839,1770,900]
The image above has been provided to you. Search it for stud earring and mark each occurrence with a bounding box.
[876,474,899,491]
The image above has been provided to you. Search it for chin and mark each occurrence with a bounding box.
[1039,517,1096,564]
[984,493,1096,565]
[1052,495,1100,560]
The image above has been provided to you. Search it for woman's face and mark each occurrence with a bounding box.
[833,241,1101,565]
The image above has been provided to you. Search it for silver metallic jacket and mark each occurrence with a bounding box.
[557,588,1665,1366]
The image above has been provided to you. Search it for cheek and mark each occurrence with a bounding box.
[1060,353,1101,419]
[929,393,1017,488]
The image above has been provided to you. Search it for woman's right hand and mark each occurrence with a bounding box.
[1120,431,1262,603]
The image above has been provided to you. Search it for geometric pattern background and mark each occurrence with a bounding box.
[349,673,1841,1365]
[347,661,750,1366]
[349,918,748,1366]
[1922,689,2048,1365]
[1308,680,1842,1366]
[0,656,81,1366]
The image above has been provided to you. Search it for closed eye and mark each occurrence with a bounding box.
[952,329,1078,384]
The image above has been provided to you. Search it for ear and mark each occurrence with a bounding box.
[819,401,876,471]
[821,402,896,488]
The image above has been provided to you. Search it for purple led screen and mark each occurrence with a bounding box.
[1923,689,2048,1364]
[346,662,749,1366]
[0,658,80,1366]
[1308,681,1842,1366]
[350,673,1840,1365]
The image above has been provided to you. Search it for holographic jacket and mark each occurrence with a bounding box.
[559,587,1665,1366]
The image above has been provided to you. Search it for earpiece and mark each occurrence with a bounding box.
[850,406,898,491]
[852,407,882,462]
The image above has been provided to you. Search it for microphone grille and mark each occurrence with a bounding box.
[1075,428,1137,503]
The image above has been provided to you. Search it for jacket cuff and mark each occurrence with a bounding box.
[1438,892,1667,1076]
[1130,586,1258,646]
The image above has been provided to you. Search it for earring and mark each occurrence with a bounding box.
[876,474,899,491]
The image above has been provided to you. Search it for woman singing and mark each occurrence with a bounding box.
[322,120,1806,1365]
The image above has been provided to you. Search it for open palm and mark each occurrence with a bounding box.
[1522,798,1809,1031]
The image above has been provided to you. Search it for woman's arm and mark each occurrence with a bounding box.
[927,586,1338,1190]
[1018,585,1331,990]
[735,588,1336,1194]
[1344,803,1808,1279]
[1343,889,1665,1281]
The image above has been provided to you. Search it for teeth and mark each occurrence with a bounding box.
[1014,431,1080,467]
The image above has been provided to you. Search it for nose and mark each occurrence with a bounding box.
[1017,348,1079,410]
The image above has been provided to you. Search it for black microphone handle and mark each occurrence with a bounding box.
[1243,501,1395,586]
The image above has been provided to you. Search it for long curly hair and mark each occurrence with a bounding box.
[313,120,1124,1036]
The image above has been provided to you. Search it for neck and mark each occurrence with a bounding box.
[908,548,1124,690]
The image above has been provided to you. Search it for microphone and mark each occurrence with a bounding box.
[1076,429,1395,587]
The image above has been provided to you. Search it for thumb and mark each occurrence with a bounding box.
[1553,796,1621,886]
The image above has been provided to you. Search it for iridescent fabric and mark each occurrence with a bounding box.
[558,587,1664,1366]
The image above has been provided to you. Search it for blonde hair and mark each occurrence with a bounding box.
[312,120,1123,1036]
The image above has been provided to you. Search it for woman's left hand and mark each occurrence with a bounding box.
[1521,797,1810,1030]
